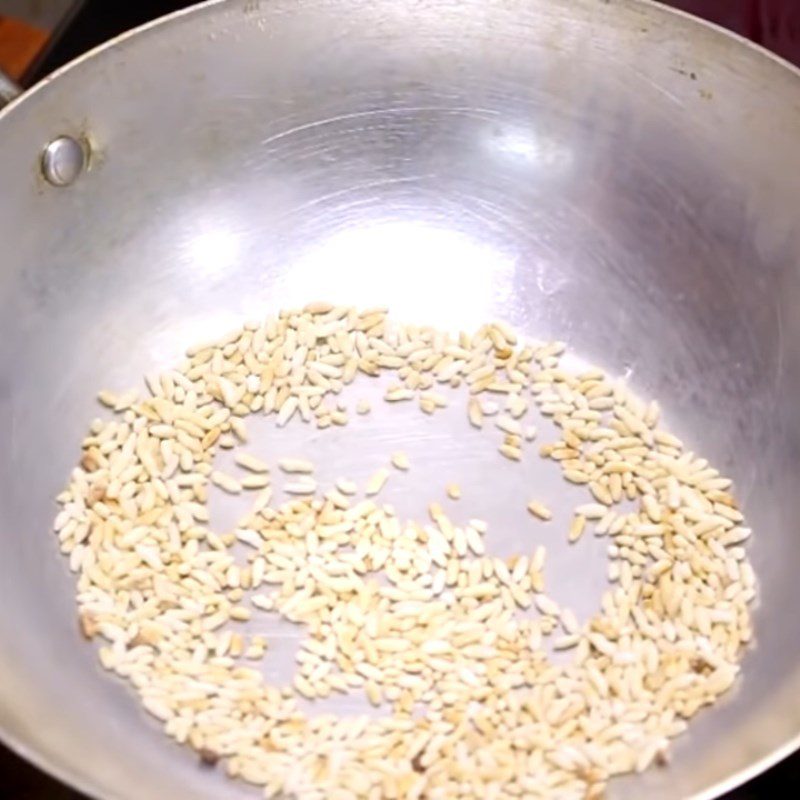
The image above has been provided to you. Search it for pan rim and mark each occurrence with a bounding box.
[0,0,798,798]
[2,0,799,128]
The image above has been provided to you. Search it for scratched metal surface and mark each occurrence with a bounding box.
[1,1,800,798]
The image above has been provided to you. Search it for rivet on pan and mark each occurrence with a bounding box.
[41,136,87,187]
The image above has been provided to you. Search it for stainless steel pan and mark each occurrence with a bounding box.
[1,1,800,798]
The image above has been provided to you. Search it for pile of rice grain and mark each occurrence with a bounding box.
[53,304,755,799]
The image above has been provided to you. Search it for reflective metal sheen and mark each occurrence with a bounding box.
[41,136,86,187]
[0,1,799,799]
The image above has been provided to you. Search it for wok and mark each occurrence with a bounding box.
[1,0,800,798]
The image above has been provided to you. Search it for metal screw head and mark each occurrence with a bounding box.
[41,136,86,187]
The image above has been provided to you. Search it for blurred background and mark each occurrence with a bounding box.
[1,0,799,798]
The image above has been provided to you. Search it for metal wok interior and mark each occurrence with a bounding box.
[1,1,800,798]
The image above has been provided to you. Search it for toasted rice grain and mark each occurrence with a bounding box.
[56,305,754,800]
[528,501,552,521]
